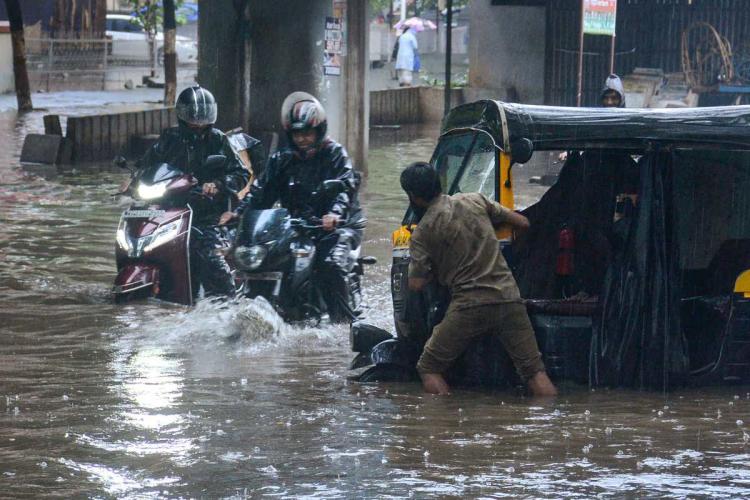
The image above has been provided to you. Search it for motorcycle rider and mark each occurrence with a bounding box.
[220,92,364,321]
[135,85,248,297]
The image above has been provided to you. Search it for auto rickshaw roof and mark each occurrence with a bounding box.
[440,100,750,152]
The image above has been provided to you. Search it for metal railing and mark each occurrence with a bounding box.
[25,37,197,91]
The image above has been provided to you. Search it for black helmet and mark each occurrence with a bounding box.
[281,91,328,141]
[176,86,218,126]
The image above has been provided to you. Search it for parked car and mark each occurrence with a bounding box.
[105,14,198,64]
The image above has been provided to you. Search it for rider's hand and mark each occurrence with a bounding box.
[219,211,237,225]
[202,182,219,197]
[322,213,340,231]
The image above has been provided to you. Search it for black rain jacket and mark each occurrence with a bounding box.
[138,125,248,225]
[236,138,362,223]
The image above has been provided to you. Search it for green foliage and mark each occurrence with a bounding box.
[126,0,186,38]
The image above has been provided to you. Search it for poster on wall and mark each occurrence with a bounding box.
[324,16,343,76]
[583,0,617,36]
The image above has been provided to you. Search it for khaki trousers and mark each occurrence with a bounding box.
[416,302,546,381]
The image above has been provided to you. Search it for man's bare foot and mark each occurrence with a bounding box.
[420,373,451,395]
[527,371,558,397]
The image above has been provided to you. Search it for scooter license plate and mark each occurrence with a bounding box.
[237,271,283,281]
[123,209,167,219]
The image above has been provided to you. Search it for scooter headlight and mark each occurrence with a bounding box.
[142,219,183,254]
[234,245,267,270]
[137,179,170,200]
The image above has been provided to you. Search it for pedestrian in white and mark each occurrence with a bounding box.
[395,27,418,87]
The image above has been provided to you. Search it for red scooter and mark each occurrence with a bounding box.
[112,155,229,305]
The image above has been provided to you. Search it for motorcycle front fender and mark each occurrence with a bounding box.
[113,264,159,295]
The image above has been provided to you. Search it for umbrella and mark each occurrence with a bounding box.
[394,17,437,32]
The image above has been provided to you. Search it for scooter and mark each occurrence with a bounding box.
[112,155,229,305]
[230,180,376,323]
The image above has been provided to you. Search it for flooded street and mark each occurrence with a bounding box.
[1,93,750,498]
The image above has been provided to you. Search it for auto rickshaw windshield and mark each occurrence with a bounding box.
[432,130,498,200]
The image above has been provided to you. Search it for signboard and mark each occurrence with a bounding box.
[583,0,617,36]
[324,16,343,76]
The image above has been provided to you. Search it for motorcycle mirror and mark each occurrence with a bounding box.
[203,154,227,170]
[113,156,129,170]
[321,179,347,196]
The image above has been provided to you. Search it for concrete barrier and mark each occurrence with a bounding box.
[63,107,176,163]
[370,86,465,126]
[370,87,421,125]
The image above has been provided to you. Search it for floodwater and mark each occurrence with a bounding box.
[1,92,750,499]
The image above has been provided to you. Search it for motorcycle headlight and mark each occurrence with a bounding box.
[234,245,267,270]
[137,179,170,200]
[142,219,183,253]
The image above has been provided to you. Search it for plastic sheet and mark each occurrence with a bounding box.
[441,100,750,152]
[591,152,689,390]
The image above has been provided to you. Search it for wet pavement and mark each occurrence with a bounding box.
[1,92,750,498]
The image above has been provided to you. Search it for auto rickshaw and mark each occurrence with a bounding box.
[350,100,750,391]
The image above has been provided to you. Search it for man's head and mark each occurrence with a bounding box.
[281,92,328,159]
[176,86,217,137]
[600,74,626,108]
[400,162,442,207]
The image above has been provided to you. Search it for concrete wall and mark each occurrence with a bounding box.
[198,0,343,141]
[467,1,545,104]
[0,30,12,94]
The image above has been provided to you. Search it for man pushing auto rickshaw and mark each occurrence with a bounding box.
[399,162,558,397]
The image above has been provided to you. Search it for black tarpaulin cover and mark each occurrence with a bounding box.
[441,101,750,151]
[591,152,689,390]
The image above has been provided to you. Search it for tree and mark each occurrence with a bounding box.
[3,0,32,111]
[163,0,177,105]
[126,0,184,78]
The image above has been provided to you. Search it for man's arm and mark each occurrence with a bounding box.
[326,144,357,218]
[407,229,433,291]
[480,194,530,230]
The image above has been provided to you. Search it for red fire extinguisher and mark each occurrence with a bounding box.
[556,225,575,277]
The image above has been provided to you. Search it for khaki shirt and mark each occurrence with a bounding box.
[408,193,522,309]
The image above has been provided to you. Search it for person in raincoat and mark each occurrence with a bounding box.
[395,26,418,87]
[601,73,626,107]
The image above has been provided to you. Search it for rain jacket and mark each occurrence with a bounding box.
[601,74,627,107]
[139,124,248,225]
[235,138,362,222]
[395,28,418,72]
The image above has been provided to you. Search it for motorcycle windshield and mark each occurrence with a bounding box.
[238,208,290,244]
[139,163,185,184]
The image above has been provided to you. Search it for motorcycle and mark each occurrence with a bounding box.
[230,179,376,323]
[112,155,231,306]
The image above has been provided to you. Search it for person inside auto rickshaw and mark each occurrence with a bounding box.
[400,162,558,397]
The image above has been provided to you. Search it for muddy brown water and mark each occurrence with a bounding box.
[1,94,749,498]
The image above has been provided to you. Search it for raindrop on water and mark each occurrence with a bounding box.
[584,410,591,417]
[240,378,248,386]
[62,395,69,401]
[657,411,664,417]
[737,419,744,426]
[605,427,613,436]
